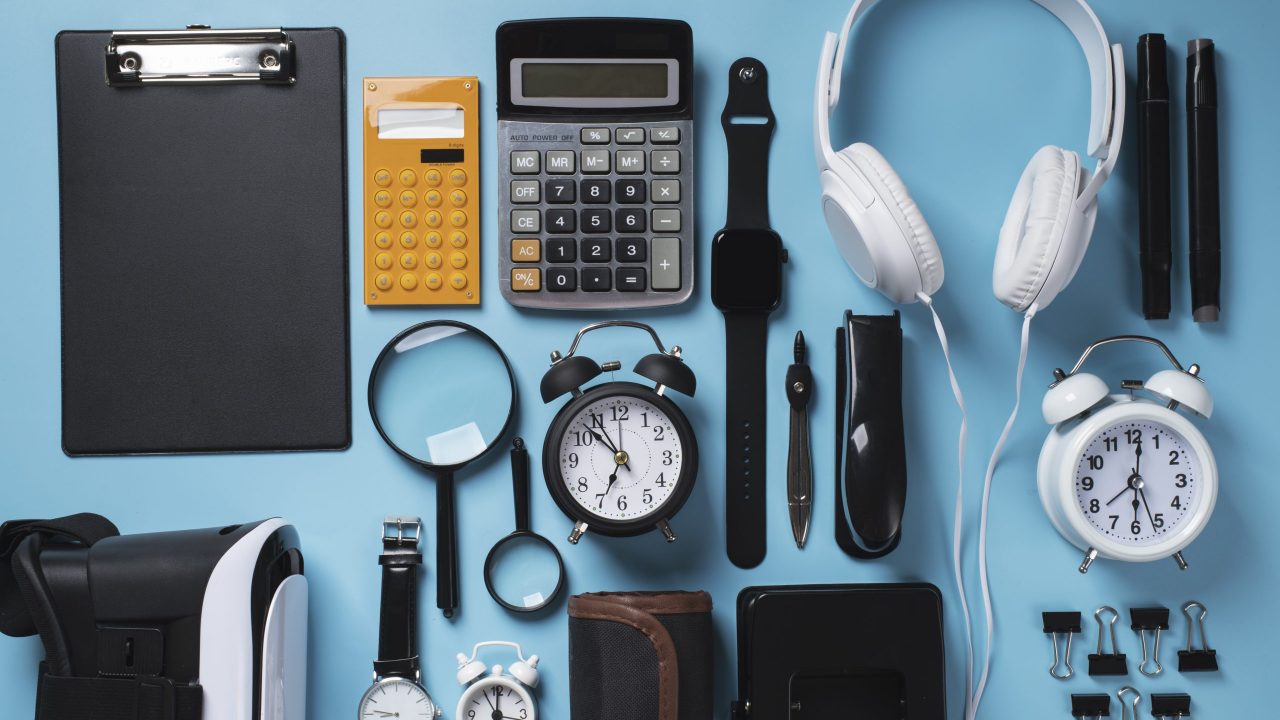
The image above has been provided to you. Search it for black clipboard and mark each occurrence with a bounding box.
[56,27,351,455]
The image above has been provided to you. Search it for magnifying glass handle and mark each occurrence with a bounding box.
[437,472,460,617]
[512,438,531,532]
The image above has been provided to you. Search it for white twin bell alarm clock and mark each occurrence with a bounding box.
[456,641,539,720]
[1038,335,1218,573]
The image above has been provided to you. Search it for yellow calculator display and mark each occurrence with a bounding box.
[364,77,479,305]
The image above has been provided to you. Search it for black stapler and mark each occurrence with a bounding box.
[834,310,907,559]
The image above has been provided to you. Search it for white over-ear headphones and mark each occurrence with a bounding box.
[814,0,1125,311]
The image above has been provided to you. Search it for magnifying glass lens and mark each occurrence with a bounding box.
[486,534,564,611]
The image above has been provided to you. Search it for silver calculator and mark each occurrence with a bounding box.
[496,18,695,310]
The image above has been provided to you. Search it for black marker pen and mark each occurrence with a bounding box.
[1138,34,1171,320]
[1187,39,1221,322]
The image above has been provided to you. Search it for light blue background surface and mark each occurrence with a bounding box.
[1,0,1273,717]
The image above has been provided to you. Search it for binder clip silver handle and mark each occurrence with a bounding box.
[105,27,296,86]
[1117,686,1141,720]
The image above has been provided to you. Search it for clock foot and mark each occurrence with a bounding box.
[1078,547,1099,574]
[658,519,676,543]
[1173,551,1189,570]
[568,521,588,545]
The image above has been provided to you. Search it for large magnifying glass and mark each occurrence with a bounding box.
[368,321,516,618]
[484,438,566,613]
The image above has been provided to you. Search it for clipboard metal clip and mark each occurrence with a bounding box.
[106,26,295,86]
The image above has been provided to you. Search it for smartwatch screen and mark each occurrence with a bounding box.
[711,229,784,311]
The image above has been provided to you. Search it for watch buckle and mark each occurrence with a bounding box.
[382,516,422,545]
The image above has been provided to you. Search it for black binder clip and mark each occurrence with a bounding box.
[1129,606,1170,677]
[1043,611,1082,679]
[1089,606,1128,676]
[1177,601,1218,672]
[1151,693,1192,718]
[1071,693,1111,718]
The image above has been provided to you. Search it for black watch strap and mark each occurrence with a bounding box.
[721,57,775,231]
[725,311,769,568]
[375,516,423,680]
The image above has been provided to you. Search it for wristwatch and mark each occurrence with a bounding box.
[711,57,787,569]
[357,516,442,719]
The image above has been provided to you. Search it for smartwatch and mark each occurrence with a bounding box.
[358,516,442,718]
[711,57,787,569]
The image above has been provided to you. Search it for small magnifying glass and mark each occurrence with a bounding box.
[368,321,516,618]
[484,437,566,613]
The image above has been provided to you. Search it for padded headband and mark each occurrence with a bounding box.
[821,0,1121,165]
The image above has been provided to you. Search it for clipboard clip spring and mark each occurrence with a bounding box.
[106,26,295,86]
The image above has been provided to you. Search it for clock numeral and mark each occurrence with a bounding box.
[655,472,667,487]
[589,412,605,429]
[520,710,528,720]
[577,476,588,492]
[643,489,654,505]
[1153,513,1165,529]
[1130,520,1142,535]
[1104,436,1118,452]
[653,425,665,441]
[468,710,476,719]
[1125,428,1142,445]
[1175,473,1188,488]
[1080,476,1094,491]
[1152,433,1161,449]
[572,431,593,447]
[1089,499,1100,513]
[494,687,504,698]
[662,450,673,466]
[568,452,579,468]
[617,495,628,511]
[1109,515,1120,530]
[1169,450,1181,466]
[641,412,650,427]
[610,405,630,422]
[1171,495,1182,509]
[1088,455,1105,471]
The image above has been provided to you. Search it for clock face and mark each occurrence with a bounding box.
[1074,419,1201,546]
[557,392,685,522]
[461,680,533,720]
[359,677,437,719]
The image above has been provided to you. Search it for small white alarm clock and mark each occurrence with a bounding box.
[1037,336,1218,573]
[456,641,539,720]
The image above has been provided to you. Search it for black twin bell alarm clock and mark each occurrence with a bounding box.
[540,321,699,544]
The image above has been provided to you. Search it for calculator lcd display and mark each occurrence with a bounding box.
[511,58,679,108]
[377,107,465,139]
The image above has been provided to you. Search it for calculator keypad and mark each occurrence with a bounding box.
[498,120,694,309]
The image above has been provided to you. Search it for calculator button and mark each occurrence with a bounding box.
[546,151,576,174]
[651,127,680,144]
[450,273,468,290]
[399,273,419,291]
[424,211,443,228]
[424,190,443,208]
[511,210,540,233]
[374,169,392,187]
[399,169,418,187]
[651,179,681,203]
[581,238,612,263]
[581,268,612,291]
[374,231,393,249]
[374,211,393,229]
[511,180,541,204]
[450,251,468,269]
[581,209,611,233]
[580,180,611,203]
[615,128,645,144]
[375,273,393,291]
[449,189,468,207]
[615,179,646,204]
[652,209,681,233]
[449,168,468,186]
[425,273,443,290]
[581,127,610,144]
[546,238,577,263]
[651,150,681,174]
[399,211,418,229]
[449,211,468,228]
[511,238,541,262]
[400,253,419,270]
[547,267,577,291]
[511,151,540,174]
[374,252,393,270]
[545,209,576,234]
[424,231,442,248]
[425,252,443,269]
[652,237,681,291]
[424,169,444,186]
[512,267,542,291]
[581,150,611,174]
[449,231,468,249]
[617,238,647,263]
[400,232,418,249]
[545,180,576,204]
[374,190,392,208]
[399,190,417,208]
[617,267,647,291]
[615,208,646,233]
[616,151,645,174]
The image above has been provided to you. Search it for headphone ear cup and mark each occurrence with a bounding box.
[994,146,1082,312]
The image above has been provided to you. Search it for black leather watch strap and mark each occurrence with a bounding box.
[725,312,769,568]
[375,516,423,680]
[721,57,775,231]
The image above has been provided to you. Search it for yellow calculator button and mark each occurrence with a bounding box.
[425,273,443,290]
[450,252,468,269]
[425,231,443,248]
[399,169,418,187]
[400,253,419,270]
[511,238,541,262]
[374,252,393,270]
[399,190,417,208]
[374,211,392,229]
[374,169,392,187]
[399,273,419,291]
[424,190,443,208]
[400,232,417,249]
[449,189,468,207]
[511,268,541,292]
[425,211,443,228]
[375,273,393,291]
[374,190,392,208]
[449,231,468,249]
[425,252,443,269]
[450,272,468,290]
[399,211,417,229]
[374,231,392,249]
[449,211,467,228]
[424,169,443,186]
[449,168,467,186]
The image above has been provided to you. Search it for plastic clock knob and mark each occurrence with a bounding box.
[1145,369,1214,418]
[1042,372,1110,424]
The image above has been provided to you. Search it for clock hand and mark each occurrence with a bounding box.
[599,424,632,472]
[1137,486,1158,528]
[582,423,616,452]
[1131,492,1141,525]
[1106,480,1134,507]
